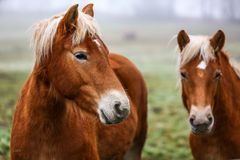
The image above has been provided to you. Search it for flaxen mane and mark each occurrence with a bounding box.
[177,36,215,68]
[177,35,240,80]
[31,10,100,64]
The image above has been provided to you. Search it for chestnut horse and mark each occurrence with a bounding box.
[177,30,240,159]
[10,4,147,160]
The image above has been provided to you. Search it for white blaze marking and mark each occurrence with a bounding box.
[93,39,101,47]
[197,61,207,70]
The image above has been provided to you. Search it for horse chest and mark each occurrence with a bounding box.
[190,132,240,160]
[34,132,96,160]
[38,145,58,160]
[97,112,138,159]
[190,139,226,160]
[12,107,98,159]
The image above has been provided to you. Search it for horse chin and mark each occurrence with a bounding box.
[98,109,127,125]
[191,127,213,136]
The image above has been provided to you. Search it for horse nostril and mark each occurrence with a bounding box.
[114,101,122,114]
[208,117,213,124]
[189,117,195,126]
[114,101,129,118]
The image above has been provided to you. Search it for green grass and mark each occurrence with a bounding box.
[143,72,191,160]
[0,71,29,159]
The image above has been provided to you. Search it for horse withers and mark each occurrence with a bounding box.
[177,30,240,159]
[10,4,147,160]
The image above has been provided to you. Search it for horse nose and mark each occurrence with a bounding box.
[189,105,214,134]
[189,115,213,131]
[114,101,129,118]
[98,90,130,124]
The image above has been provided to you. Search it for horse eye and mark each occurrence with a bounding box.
[214,70,222,80]
[75,52,88,61]
[180,72,188,80]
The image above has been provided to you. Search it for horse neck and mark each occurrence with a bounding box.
[24,66,97,120]
[23,69,66,121]
[214,54,240,128]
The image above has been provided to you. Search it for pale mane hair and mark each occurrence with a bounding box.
[176,35,240,85]
[31,10,100,64]
[177,35,215,68]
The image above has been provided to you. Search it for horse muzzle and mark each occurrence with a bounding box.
[189,105,214,135]
[98,90,130,125]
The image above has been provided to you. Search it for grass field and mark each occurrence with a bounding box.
[0,14,240,159]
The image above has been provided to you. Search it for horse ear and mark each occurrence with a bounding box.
[210,30,225,52]
[60,4,79,34]
[82,3,94,17]
[177,30,190,51]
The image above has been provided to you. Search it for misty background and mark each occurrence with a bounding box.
[1,0,240,71]
[1,0,240,20]
[0,0,240,159]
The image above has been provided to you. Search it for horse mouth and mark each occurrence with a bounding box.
[191,127,212,135]
[100,109,112,124]
[100,109,123,125]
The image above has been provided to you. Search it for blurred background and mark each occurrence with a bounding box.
[0,0,240,159]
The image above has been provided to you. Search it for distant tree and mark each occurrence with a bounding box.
[134,0,176,20]
[201,0,211,19]
[200,0,240,21]
[219,0,240,21]
[0,0,3,11]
